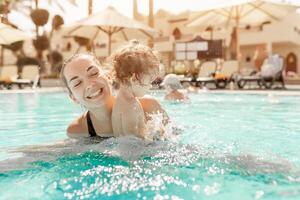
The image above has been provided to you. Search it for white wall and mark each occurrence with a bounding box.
[240,45,257,70]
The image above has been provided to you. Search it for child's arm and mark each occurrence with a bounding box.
[122,111,146,138]
[138,96,169,124]
[120,110,146,138]
[113,99,146,138]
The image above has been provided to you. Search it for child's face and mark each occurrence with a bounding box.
[131,73,155,97]
[131,84,149,97]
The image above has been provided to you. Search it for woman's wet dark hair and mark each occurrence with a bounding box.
[60,52,102,94]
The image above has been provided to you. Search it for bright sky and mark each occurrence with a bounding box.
[8,0,300,33]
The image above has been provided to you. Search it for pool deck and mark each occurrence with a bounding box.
[1,85,300,95]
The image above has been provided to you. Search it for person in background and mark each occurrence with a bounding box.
[253,44,268,72]
[161,74,189,101]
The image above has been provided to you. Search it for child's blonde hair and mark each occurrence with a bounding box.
[110,40,159,85]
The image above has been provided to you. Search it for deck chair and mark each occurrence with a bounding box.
[260,55,285,89]
[236,71,262,89]
[237,55,285,89]
[179,61,200,86]
[0,65,18,89]
[11,65,40,89]
[196,61,217,88]
[214,60,239,88]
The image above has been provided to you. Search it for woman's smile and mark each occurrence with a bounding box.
[86,87,104,100]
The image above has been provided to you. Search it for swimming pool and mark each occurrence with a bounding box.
[0,90,300,199]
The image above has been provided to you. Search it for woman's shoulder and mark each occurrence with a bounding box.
[66,113,89,138]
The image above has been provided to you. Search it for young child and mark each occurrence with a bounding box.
[111,40,160,138]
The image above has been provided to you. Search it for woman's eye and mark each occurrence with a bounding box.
[90,72,99,77]
[74,81,81,87]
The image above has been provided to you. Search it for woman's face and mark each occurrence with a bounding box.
[63,55,111,108]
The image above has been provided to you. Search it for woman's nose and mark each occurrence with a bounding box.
[86,77,97,85]
[85,80,96,90]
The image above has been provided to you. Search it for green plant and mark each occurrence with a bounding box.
[33,35,49,51]
[30,8,49,26]
[52,14,64,30]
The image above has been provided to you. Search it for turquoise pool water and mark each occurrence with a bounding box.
[0,91,300,199]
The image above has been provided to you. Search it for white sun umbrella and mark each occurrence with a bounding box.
[0,23,31,45]
[186,0,299,63]
[0,23,31,66]
[65,6,157,55]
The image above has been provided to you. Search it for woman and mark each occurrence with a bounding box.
[61,53,167,138]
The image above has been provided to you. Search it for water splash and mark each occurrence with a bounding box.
[144,112,181,142]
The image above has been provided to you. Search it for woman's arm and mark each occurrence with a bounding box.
[66,114,90,138]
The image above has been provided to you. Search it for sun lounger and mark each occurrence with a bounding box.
[180,60,217,88]
[196,61,217,87]
[260,55,285,89]
[11,65,40,89]
[237,73,263,89]
[180,75,197,86]
[0,65,18,89]
[179,62,198,86]
[237,55,285,89]
[214,60,239,88]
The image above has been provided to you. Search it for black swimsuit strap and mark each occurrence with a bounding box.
[86,111,97,137]
[86,111,112,139]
